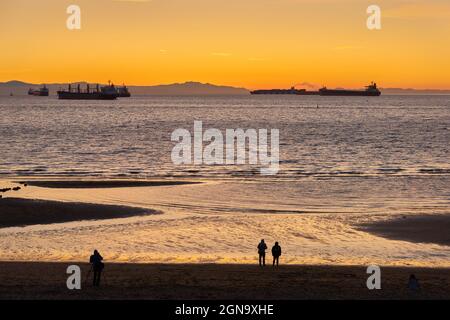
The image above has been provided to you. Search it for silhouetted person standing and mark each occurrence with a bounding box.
[408,274,420,291]
[89,249,104,287]
[257,239,267,267]
[272,242,282,266]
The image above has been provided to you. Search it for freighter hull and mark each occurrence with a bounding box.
[250,82,380,96]
[250,89,319,95]
[319,82,381,96]
[251,89,300,94]
[57,92,117,100]
[319,90,381,96]
[31,91,49,97]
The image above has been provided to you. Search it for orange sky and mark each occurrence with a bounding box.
[1,0,449,89]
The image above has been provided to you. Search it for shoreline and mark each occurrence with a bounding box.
[1,262,449,299]
[2,195,449,248]
[0,179,201,228]
[18,180,202,189]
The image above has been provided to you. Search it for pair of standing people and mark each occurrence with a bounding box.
[258,239,282,267]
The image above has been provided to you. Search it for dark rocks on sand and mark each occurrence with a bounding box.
[12,187,21,191]
[0,188,12,193]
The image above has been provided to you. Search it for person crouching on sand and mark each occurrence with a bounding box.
[258,239,267,267]
[272,242,282,266]
[89,249,104,287]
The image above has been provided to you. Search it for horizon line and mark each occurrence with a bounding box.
[2,79,450,92]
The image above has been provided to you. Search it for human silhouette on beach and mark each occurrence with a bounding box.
[89,249,104,287]
[408,274,420,292]
[257,239,267,267]
[272,242,282,266]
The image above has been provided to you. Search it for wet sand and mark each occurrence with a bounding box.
[1,179,449,268]
[0,198,160,228]
[20,180,201,189]
[1,262,449,299]
[359,214,450,246]
[0,179,196,227]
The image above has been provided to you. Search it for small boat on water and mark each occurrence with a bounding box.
[57,82,118,100]
[28,85,49,96]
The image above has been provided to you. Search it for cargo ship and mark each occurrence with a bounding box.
[250,86,319,95]
[251,87,302,95]
[57,83,118,100]
[318,82,381,96]
[251,82,381,96]
[28,85,49,96]
[117,84,131,97]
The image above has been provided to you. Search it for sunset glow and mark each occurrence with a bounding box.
[1,0,450,89]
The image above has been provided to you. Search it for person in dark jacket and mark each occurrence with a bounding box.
[89,249,104,287]
[257,239,268,267]
[271,242,282,266]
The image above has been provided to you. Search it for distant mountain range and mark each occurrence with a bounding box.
[379,88,450,95]
[1,80,450,96]
[0,81,249,96]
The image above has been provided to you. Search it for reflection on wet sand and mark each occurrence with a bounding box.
[0,178,449,267]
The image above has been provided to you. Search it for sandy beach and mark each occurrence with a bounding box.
[1,178,450,267]
[2,0,450,305]
[3,196,450,247]
[1,262,449,300]
[3,183,448,300]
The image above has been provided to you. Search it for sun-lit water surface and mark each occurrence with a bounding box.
[0,95,449,266]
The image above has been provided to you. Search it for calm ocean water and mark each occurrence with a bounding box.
[1,95,449,179]
[1,95,450,265]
